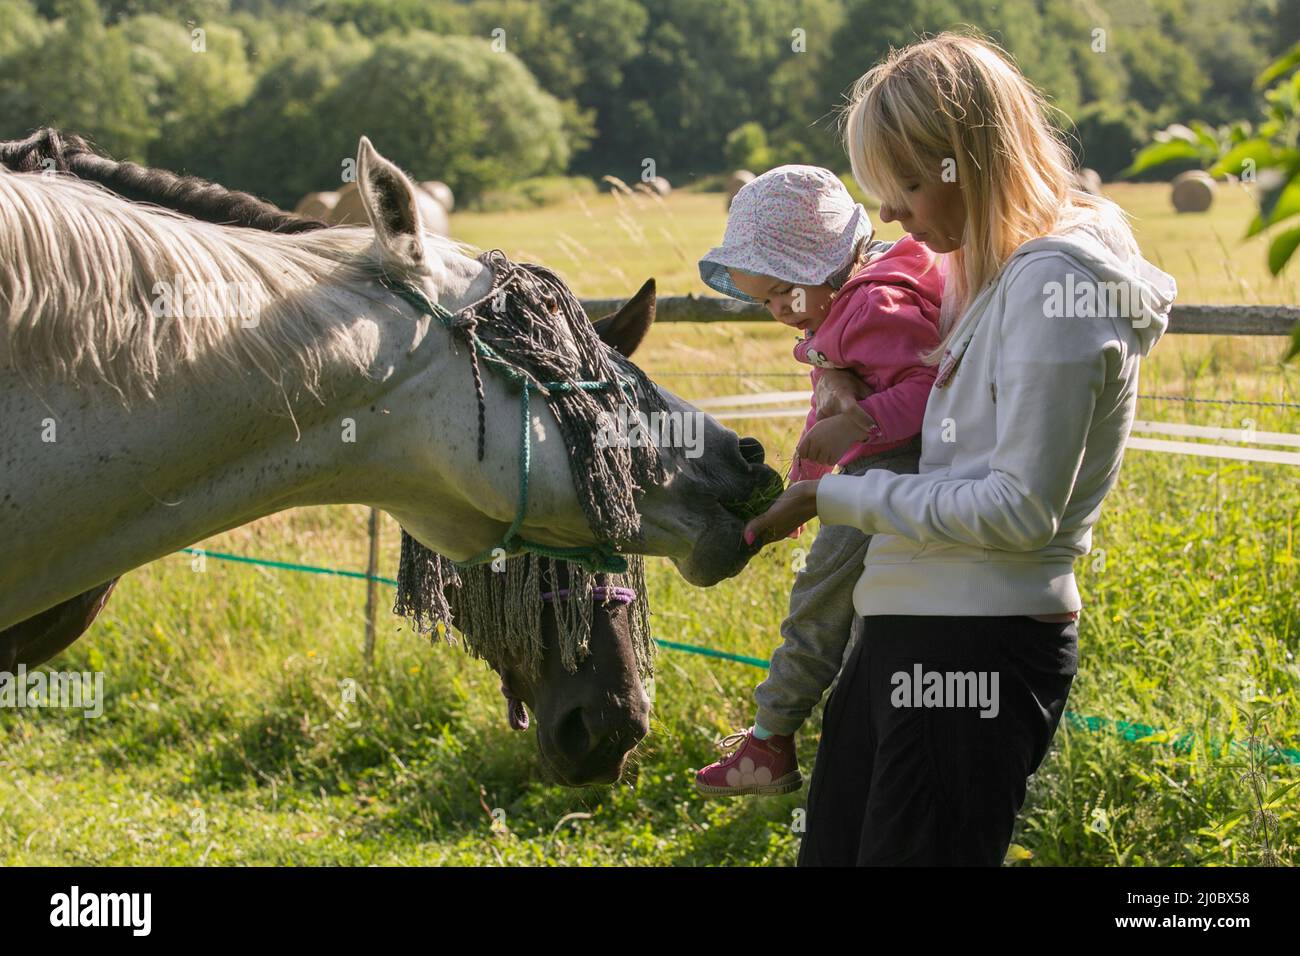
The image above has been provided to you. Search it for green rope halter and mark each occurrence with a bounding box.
[382,277,633,576]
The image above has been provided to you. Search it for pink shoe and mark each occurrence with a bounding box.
[695,727,802,797]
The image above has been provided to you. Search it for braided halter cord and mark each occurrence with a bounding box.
[539,586,637,605]
[388,251,664,682]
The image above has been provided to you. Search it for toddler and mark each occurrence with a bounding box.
[694,165,944,796]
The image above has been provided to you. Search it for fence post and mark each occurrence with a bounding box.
[364,507,380,664]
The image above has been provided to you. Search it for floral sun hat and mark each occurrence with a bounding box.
[698,165,874,303]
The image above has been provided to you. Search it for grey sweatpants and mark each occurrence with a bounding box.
[753,436,922,736]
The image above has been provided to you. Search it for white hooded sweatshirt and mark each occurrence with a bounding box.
[816,201,1178,616]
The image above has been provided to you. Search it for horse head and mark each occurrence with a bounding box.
[479,284,770,787]
[494,559,651,786]
[350,136,779,588]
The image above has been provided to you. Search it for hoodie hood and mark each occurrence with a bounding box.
[794,232,944,370]
[1008,200,1177,357]
[838,233,946,306]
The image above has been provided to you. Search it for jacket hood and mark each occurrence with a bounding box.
[837,233,945,311]
[1009,199,1177,357]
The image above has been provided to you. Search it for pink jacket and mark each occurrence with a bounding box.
[790,234,945,483]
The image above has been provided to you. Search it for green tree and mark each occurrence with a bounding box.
[1072,101,1155,179]
[115,15,255,173]
[0,0,154,159]
[598,0,790,179]
[326,33,571,200]
[542,0,648,172]
[818,0,1094,163]
[308,0,468,36]
[1110,25,1206,123]
[96,0,230,18]
[209,26,374,204]
[462,0,596,155]
[220,31,570,207]
[0,0,51,61]
[763,0,844,168]
[724,122,772,172]
[1127,41,1300,359]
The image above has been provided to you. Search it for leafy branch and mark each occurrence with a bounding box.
[1124,41,1300,361]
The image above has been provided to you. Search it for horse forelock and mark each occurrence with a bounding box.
[0,171,469,402]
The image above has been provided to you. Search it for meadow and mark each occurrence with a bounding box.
[1,182,1296,866]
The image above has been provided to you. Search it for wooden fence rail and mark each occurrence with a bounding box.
[580,296,1299,336]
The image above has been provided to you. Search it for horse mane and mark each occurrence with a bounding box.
[0,128,497,403]
[0,128,326,234]
[0,168,388,402]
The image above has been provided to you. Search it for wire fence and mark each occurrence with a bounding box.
[175,547,1300,767]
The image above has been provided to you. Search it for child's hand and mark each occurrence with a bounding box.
[814,369,872,419]
[796,407,877,465]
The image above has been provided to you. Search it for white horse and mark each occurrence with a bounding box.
[0,137,776,631]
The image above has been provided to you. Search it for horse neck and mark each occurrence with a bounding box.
[0,249,497,629]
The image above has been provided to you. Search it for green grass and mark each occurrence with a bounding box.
[2,184,1297,865]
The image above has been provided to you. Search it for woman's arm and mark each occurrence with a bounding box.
[820,255,1121,550]
[748,255,1125,551]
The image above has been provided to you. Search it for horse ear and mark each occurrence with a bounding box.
[593,278,656,358]
[355,136,425,267]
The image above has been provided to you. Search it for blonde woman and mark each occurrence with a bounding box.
[742,32,1177,866]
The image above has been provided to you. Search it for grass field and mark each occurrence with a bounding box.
[1,183,1297,865]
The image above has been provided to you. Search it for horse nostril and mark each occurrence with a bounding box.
[738,435,765,465]
[555,705,591,760]
[554,703,646,766]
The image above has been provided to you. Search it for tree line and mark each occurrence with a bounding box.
[1,0,1295,209]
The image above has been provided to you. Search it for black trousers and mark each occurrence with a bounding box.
[797,614,1078,866]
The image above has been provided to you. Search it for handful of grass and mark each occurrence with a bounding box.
[723,468,787,521]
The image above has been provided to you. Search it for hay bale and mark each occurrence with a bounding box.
[727,169,755,207]
[294,191,339,220]
[327,182,366,225]
[633,176,671,198]
[419,180,455,212]
[1071,167,1102,196]
[416,191,451,236]
[1171,170,1215,213]
[327,180,451,235]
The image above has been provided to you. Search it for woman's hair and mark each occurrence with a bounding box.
[841,30,1137,363]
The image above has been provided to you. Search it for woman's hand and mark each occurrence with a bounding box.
[814,369,872,419]
[796,405,877,465]
[744,479,821,547]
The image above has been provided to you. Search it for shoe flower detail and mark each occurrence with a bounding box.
[725,756,773,788]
